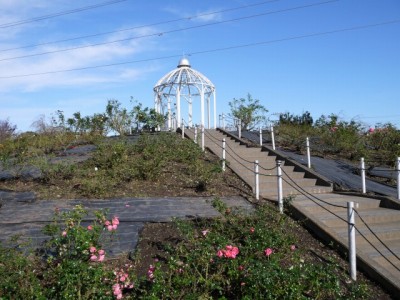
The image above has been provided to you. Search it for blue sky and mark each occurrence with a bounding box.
[0,0,399,132]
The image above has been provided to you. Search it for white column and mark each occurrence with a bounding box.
[177,88,181,128]
[207,95,211,129]
[200,88,205,128]
[213,90,217,129]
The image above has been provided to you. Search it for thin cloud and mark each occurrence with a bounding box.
[162,6,223,23]
[0,27,161,92]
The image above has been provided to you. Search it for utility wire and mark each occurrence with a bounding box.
[0,0,281,52]
[0,0,338,62]
[1,18,399,79]
[281,168,347,208]
[0,0,129,29]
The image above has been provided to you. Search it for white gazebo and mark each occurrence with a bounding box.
[153,58,216,130]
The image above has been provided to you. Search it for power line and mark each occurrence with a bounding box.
[0,0,339,62]
[0,0,129,29]
[0,0,281,53]
[1,19,398,79]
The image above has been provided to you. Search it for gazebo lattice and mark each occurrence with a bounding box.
[153,58,216,130]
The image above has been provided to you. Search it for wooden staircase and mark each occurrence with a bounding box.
[183,127,400,295]
[184,128,333,198]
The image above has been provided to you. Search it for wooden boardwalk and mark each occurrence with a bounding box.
[184,128,400,295]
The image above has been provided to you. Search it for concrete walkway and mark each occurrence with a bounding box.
[184,127,400,295]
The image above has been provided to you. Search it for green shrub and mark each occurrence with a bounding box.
[128,200,372,299]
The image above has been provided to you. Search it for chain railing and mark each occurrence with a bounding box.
[180,126,400,283]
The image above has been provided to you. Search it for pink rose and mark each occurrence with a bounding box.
[98,254,105,262]
[250,227,255,233]
[62,231,67,237]
[290,245,296,251]
[107,225,113,231]
[90,255,98,261]
[98,249,105,255]
[89,246,97,253]
[104,220,111,226]
[112,217,120,226]
[264,248,273,257]
[87,225,93,230]
[217,250,224,258]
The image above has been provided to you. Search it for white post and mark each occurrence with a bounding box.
[361,157,366,194]
[194,126,198,144]
[238,120,242,139]
[254,160,259,200]
[181,118,185,138]
[222,138,226,172]
[396,157,400,200]
[347,201,357,281]
[277,160,283,213]
[271,125,276,150]
[201,126,205,152]
[306,137,311,168]
[259,127,263,146]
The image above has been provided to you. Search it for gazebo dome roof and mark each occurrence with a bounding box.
[154,58,215,96]
[177,57,191,68]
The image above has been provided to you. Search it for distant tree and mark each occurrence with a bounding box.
[228,93,268,130]
[105,99,133,135]
[143,108,167,131]
[279,111,313,126]
[0,118,17,142]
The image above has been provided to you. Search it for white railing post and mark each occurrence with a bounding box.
[222,138,226,172]
[347,201,357,281]
[396,157,400,200]
[360,157,366,194]
[277,160,283,213]
[181,118,185,139]
[306,137,311,168]
[270,125,276,150]
[238,120,242,139]
[194,126,198,144]
[201,126,205,152]
[259,127,263,146]
[254,160,259,201]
